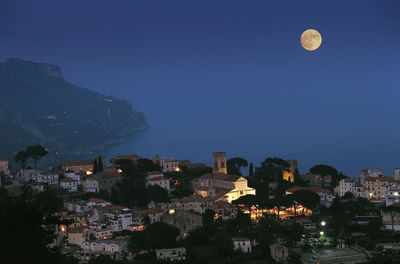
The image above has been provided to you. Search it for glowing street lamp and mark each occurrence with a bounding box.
[320,231,324,236]
[321,221,326,227]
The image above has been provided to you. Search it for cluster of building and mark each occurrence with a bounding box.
[13,159,122,194]
[336,168,400,203]
[39,152,258,261]
[6,150,400,262]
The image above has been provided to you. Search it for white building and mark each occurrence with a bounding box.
[16,169,42,181]
[191,173,256,203]
[131,208,163,225]
[67,227,88,247]
[41,170,60,185]
[82,239,127,254]
[161,159,179,172]
[64,171,81,184]
[382,210,400,231]
[360,169,383,179]
[86,198,111,208]
[270,244,289,262]
[84,177,99,193]
[146,171,170,192]
[386,195,400,206]
[156,248,186,261]
[104,205,133,231]
[395,169,400,180]
[232,237,252,253]
[60,177,78,192]
[339,178,363,197]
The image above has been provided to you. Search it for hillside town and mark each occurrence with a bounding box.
[1,150,400,264]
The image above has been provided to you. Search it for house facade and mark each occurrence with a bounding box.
[146,171,170,192]
[84,177,100,193]
[60,177,78,192]
[0,158,10,175]
[156,248,186,261]
[232,237,252,253]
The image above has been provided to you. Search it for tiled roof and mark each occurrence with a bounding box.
[60,177,77,183]
[198,173,241,182]
[364,177,394,182]
[87,198,107,203]
[68,226,86,233]
[146,171,163,176]
[97,168,121,178]
[0,157,8,161]
[147,176,167,182]
[232,237,250,241]
[105,205,129,212]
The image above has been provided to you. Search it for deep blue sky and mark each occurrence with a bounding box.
[1,0,400,176]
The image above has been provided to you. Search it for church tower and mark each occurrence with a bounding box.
[213,152,227,174]
[395,168,400,180]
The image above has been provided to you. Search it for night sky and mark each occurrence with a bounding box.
[1,0,400,176]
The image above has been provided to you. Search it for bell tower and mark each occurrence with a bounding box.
[213,152,227,174]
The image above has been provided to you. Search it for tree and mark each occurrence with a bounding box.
[15,150,29,169]
[227,157,248,176]
[187,227,209,246]
[137,158,161,173]
[383,205,400,231]
[309,164,338,176]
[232,194,259,208]
[129,230,148,252]
[88,255,115,264]
[214,230,234,257]
[93,158,99,174]
[249,162,254,177]
[97,157,104,172]
[292,190,320,214]
[145,222,180,249]
[0,188,63,263]
[144,185,170,204]
[254,157,289,199]
[203,208,216,226]
[26,145,48,169]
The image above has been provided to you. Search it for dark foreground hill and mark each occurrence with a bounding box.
[0,58,148,161]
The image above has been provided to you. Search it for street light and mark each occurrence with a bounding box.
[320,231,324,236]
[321,221,326,227]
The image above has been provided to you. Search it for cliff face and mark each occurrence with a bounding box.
[0,58,149,157]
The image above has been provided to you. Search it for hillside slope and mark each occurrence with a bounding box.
[0,58,148,158]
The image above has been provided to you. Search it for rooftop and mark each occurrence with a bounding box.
[60,177,77,183]
[147,176,167,182]
[232,237,250,242]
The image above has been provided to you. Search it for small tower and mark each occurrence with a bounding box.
[395,168,400,180]
[213,152,227,174]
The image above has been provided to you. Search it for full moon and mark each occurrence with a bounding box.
[300,29,322,51]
